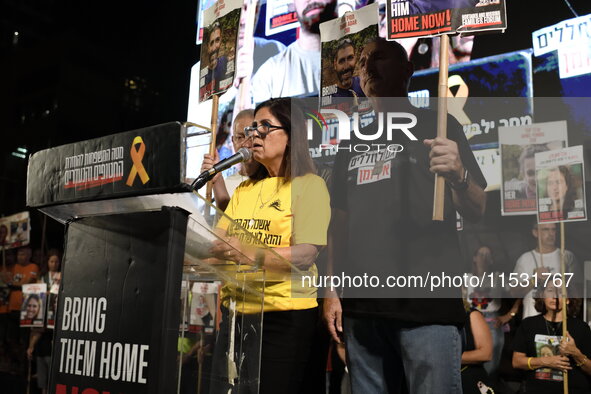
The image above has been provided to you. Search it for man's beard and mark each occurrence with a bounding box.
[298,2,337,34]
[208,49,219,69]
[337,66,354,88]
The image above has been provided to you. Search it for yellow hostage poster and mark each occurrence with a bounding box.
[386,0,506,39]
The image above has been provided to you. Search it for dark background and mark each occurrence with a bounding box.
[1,0,591,249]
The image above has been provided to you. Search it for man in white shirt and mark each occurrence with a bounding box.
[250,0,337,103]
[511,222,578,319]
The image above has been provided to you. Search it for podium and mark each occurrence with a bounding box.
[26,122,289,394]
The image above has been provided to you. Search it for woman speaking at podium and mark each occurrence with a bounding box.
[211,97,331,394]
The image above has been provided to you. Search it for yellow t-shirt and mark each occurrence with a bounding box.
[218,173,330,313]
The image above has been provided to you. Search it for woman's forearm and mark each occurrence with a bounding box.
[462,348,491,364]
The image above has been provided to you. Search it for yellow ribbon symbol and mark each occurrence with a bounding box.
[126,136,150,186]
[447,74,471,126]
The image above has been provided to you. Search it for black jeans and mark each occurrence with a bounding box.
[210,307,318,394]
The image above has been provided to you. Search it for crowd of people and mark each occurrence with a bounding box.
[0,246,61,393]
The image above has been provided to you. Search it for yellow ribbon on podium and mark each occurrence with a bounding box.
[126,136,150,186]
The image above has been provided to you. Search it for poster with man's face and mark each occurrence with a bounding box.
[535,145,587,224]
[20,283,46,328]
[198,0,241,102]
[499,121,568,216]
[319,4,378,109]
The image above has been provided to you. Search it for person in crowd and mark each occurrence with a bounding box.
[26,249,61,393]
[232,0,286,88]
[323,37,486,394]
[209,97,331,394]
[250,0,337,103]
[330,38,365,98]
[512,286,591,393]
[461,304,494,393]
[22,294,41,321]
[465,245,521,378]
[544,166,576,220]
[40,249,61,289]
[511,221,578,319]
[200,109,260,210]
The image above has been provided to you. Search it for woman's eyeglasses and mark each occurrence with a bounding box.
[244,121,285,139]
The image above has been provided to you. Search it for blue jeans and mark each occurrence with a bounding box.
[343,315,462,394]
[482,314,504,378]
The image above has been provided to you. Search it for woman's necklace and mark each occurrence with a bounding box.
[545,318,562,336]
[248,180,281,227]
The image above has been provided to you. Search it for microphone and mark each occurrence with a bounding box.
[191,147,252,190]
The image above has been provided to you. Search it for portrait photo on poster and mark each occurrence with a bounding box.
[535,145,587,224]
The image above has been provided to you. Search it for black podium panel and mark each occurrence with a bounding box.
[49,207,188,394]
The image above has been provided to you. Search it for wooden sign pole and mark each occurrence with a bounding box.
[206,94,220,203]
[432,34,450,221]
[560,221,568,394]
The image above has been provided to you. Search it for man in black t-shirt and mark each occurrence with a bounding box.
[322,38,487,393]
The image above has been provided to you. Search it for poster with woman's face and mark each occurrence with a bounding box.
[535,145,587,224]
[20,283,47,328]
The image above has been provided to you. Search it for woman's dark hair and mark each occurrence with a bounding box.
[558,166,576,213]
[534,288,581,318]
[41,248,61,276]
[250,97,316,181]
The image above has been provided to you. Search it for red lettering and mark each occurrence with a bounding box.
[391,16,419,32]
[55,385,110,394]
[421,11,449,29]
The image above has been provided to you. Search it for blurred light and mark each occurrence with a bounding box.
[17,147,27,153]
[13,31,19,36]
[12,31,19,46]
[11,152,26,159]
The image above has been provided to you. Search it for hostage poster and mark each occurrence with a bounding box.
[319,3,377,109]
[536,145,587,224]
[499,121,568,215]
[199,0,241,102]
[189,281,220,334]
[21,283,46,328]
[0,211,30,250]
[386,0,506,39]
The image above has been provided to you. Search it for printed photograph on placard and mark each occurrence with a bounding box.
[189,281,220,334]
[534,334,563,381]
[0,211,30,250]
[386,0,506,39]
[46,283,59,330]
[536,145,587,224]
[319,3,378,110]
[199,0,241,102]
[20,283,46,328]
[499,121,568,215]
